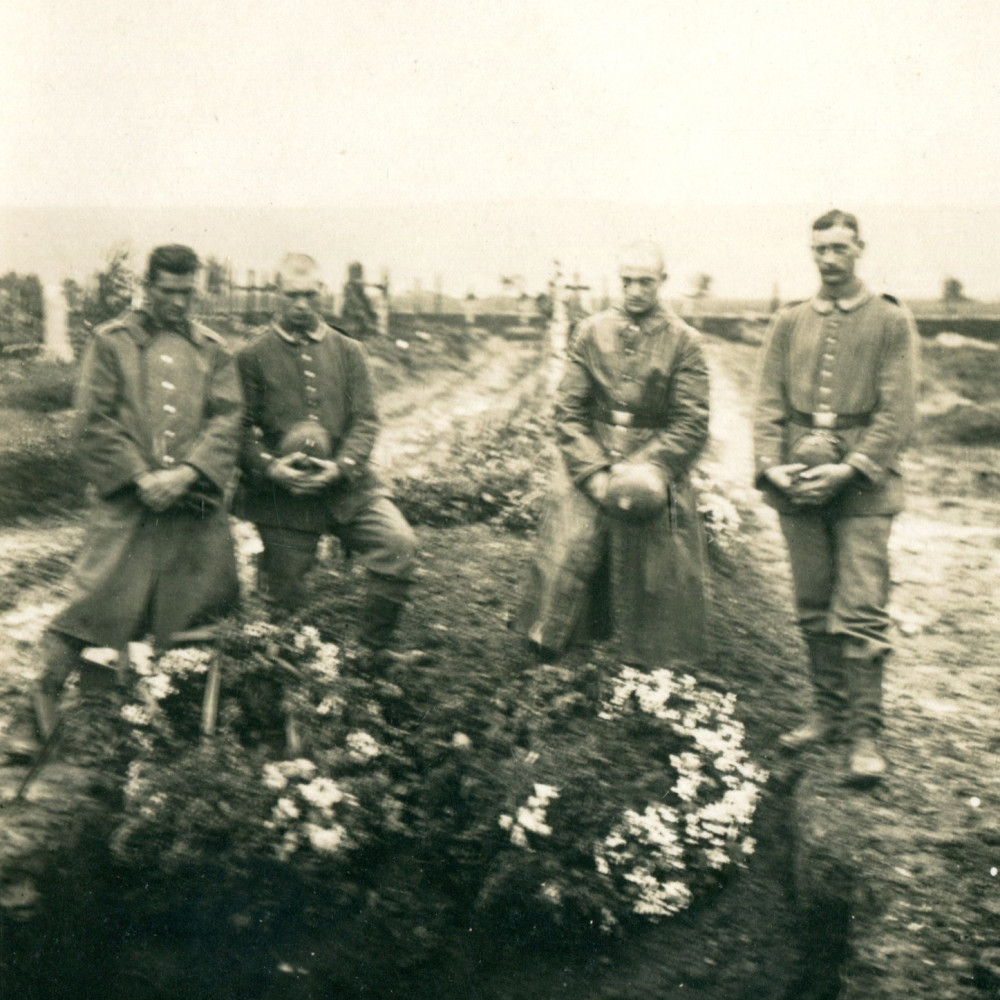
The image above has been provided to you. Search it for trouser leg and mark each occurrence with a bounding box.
[255,525,321,610]
[808,633,848,725]
[333,497,417,650]
[33,630,86,739]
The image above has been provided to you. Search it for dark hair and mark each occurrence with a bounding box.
[811,210,860,239]
[146,244,200,284]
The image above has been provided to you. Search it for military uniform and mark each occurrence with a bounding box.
[754,284,920,752]
[514,304,709,667]
[52,309,243,649]
[235,319,416,640]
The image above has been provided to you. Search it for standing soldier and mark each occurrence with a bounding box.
[340,261,380,339]
[5,244,243,757]
[513,241,709,669]
[235,254,418,664]
[754,210,920,785]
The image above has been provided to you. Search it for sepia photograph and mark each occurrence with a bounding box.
[1,2,998,997]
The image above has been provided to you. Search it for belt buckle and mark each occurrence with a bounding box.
[812,411,837,430]
[611,410,633,427]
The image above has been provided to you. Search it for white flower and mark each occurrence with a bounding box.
[315,695,342,717]
[140,673,174,703]
[262,764,289,791]
[498,813,514,831]
[346,731,381,761]
[305,822,346,853]
[274,797,300,821]
[516,805,552,837]
[120,703,152,727]
[278,759,317,780]
[312,643,340,679]
[299,777,344,811]
[540,882,562,904]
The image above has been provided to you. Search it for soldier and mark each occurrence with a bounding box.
[754,210,920,785]
[513,241,709,669]
[235,253,418,664]
[340,260,379,339]
[5,244,243,758]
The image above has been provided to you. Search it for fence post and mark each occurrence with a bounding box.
[43,283,74,362]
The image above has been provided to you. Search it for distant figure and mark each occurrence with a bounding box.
[565,288,589,348]
[5,244,243,759]
[235,254,418,664]
[754,210,920,785]
[513,241,709,668]
[340,261,379,339]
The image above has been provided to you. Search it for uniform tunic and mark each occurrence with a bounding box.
[514,304,710,666]
[52,310,243,648]
[235,321,415,601]
[753,286,920,657]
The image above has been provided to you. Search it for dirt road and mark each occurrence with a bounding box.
[704,336,1000,999]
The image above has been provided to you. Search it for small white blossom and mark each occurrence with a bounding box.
[262,764,289,791]
[305,822,346,853]
[299,777,344,811]
[346,731,381,761]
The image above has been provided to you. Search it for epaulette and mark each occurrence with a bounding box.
[191,320,227,346]
[781,298,806,309]
[93,314,145,342]
[881,293,900,306]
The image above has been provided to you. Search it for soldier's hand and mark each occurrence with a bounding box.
[267,453,316,495]
[292,458,341,495]
[764,463,808,493]
[790,463,856,507]
[584,469,611,504]
[136,465,199,511]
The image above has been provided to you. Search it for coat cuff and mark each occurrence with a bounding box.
[754,456,778,489]
[573,461,611,487]
[845,451,883,486]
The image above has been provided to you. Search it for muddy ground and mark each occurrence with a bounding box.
[0,329,997,999]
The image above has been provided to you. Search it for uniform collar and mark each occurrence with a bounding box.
[811,284,871,314]
[124,309,199,347]
[273,319,328,345]
[615,302,670,333]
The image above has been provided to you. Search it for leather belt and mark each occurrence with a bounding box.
[592,407,664,430]
[789,409,871,430]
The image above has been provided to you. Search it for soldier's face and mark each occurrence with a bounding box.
[280,289,319,331]
[147,271,196,330]
[620,268,664,317]
[811,225,864,287]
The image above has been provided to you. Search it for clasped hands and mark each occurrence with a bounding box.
[765,462,856,507]
[135,464,200,512]
[267,452,342,496]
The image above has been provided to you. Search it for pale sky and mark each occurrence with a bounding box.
[3,1,1000,297]
[4,0,1000,209]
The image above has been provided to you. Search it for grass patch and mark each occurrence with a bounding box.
[0,410,85,522]
[0,356,78,412]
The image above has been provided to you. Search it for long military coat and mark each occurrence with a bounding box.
[514,304,710,666]
[52,310,243,648]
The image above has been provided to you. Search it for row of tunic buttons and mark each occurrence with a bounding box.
[301,350,320,418]
[817,319,838,410]
[160,355,178,464]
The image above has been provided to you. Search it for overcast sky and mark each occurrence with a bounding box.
[4,0,999,208]
[3,1,1000,295]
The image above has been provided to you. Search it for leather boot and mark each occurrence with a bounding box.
[779,634,848,751]
[359,594,404,651]
[2,632,80,760]
[34,631,85,738]
[357,595,429,671]
[845,653,887,785]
